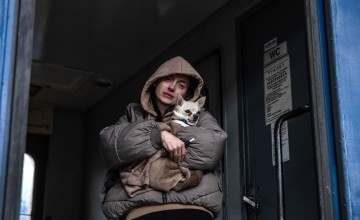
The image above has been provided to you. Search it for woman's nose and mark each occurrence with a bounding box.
[168,81,176,90]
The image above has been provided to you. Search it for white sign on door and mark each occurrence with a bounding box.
[264,41,288,66]
[264,55,292,125]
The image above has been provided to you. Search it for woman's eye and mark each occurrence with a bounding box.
[178,83,187,89]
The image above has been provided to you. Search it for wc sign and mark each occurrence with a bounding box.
[263,41,287,66]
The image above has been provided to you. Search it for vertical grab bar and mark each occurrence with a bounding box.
[273,105,311,220]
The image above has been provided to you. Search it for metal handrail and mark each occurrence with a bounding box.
[273,105,311,220]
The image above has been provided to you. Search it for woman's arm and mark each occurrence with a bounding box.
[176,111,227,170]
[99,104,162,169]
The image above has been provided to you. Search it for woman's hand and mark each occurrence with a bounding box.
[161,130,186,163]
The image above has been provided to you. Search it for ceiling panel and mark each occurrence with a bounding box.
[30,0,229,111]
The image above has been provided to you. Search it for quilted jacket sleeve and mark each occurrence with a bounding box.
[99,104,161,169]
[176,110,227,171]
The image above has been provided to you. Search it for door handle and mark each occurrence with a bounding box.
[243,196,259,208]
[244,180,260,219]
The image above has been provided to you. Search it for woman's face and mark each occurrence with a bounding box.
[155,74,190,112]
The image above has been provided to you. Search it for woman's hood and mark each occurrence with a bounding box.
[140,56,204,117]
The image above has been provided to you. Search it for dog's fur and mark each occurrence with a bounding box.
[169,95,206,134]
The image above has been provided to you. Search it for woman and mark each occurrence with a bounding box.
[99,56,227,220]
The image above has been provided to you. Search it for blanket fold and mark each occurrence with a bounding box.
[120,155,203,197]
[119,121,203,197]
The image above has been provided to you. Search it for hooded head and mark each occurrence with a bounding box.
[140,56,204,119]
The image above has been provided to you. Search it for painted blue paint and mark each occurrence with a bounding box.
[328,0,360,219]
[318,0,341,218]
[0,0,18,218]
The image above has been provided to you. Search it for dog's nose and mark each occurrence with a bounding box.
[193,115,198,120]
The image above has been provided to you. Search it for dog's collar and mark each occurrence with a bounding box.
[178,119,189,125]
[172,119,190,127]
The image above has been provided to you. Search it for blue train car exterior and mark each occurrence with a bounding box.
[325,0,360,219]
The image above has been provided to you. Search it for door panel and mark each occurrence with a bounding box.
[239,0,319,219]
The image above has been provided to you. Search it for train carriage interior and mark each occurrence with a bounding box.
[2,0,359,219]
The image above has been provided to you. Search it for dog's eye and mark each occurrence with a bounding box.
[196,111,200,115]
[185,110,191,114]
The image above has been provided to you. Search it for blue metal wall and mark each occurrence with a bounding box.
[0,0,18,218]
[327,0,360,219]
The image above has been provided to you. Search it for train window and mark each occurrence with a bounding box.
[19,153,35,220]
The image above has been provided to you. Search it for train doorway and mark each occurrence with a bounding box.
[238,0,319,219]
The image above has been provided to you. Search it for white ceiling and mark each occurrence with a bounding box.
[30,0,230,112]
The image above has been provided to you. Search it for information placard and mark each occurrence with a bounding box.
[264,55,292,125]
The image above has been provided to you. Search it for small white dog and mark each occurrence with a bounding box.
[170,94,206,134]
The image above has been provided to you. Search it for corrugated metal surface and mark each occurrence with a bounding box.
[0,0,19,218]
[327,0,360,218]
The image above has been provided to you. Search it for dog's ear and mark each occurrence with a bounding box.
[177,94,184,106]
[196,96,206,108]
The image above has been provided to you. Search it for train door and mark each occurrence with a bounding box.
[238,0,319,219]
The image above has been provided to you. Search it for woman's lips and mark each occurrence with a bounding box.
[163,92,174,99]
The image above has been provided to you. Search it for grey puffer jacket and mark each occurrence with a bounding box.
[99,56,227,219]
